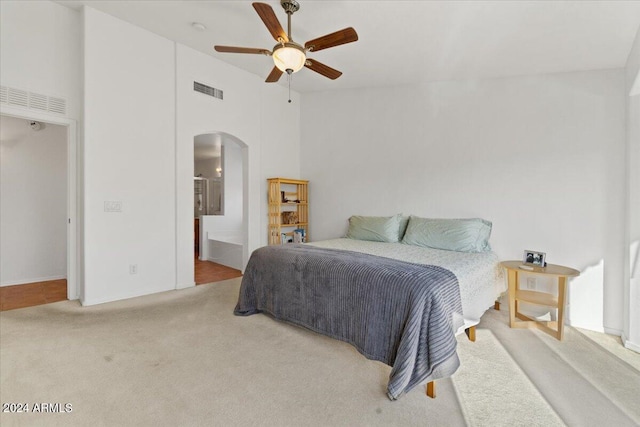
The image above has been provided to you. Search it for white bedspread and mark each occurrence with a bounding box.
[308,238,506,323]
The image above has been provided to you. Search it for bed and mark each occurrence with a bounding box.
[234,215,506,400]
[307,238,504,328]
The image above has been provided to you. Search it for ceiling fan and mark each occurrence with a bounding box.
[214,0,358,83]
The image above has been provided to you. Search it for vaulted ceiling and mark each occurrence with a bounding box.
[57,1,640,93]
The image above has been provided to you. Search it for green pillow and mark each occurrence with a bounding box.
[346,214,404,243]
[402,216,492,252]
[398,215,410,241]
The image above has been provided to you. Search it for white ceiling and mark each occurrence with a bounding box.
[56,0,640,93]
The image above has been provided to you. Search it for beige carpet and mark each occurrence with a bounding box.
[453,328,564,427]
[1,278,639,427]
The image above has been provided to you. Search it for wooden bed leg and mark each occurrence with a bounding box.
[494,300,500,310]
[426,381,435,398]
[465,325,476,342]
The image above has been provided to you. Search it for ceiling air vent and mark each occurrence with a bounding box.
[0,85,67,115]
[194,81,223,100]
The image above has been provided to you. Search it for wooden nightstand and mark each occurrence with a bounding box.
[501,260,580,340]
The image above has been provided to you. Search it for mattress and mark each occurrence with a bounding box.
[307,238,506,323]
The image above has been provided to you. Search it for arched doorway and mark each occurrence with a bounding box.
[193,132,247,284]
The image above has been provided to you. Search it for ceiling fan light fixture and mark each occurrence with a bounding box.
[213,2,358,85]
[272,43,306,73]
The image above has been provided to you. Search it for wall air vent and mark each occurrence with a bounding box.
[48,97,67,115]
[194,81,223,100]
[7,87,28,108]
[0,86,67,115]
[29,92,48,111]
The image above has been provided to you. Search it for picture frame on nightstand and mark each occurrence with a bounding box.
[523,250,546,267]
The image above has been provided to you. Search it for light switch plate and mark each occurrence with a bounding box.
[104,201,122,212]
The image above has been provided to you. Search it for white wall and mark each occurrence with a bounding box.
[194,158,217,215]
[0,0,81,120]
[0,116,67,285]
[223,142,243,234]
[624,26,640,351]
[2,2,302,303]
[200,136,244,269]
[194,132,223,215]
[0,0,81,298]
[175,43,300,289]
[259,84,302,239]
[201,138,243,240]
[82,7,176,305]
[2,2,632,334]
[301,70,626,333]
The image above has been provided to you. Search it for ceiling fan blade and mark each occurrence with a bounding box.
[304,59,342,80]
[304,27,358,52]
[214,45,271,55]
[253,2,289,43]
[265,66,283,83]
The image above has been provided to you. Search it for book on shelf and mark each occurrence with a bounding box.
[293,228,306,243]
[281,229,306,244]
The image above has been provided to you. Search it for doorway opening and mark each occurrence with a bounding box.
[193,132,246,285]
[0,109,78,310]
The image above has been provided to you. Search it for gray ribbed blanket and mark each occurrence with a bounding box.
[234,244,464,400]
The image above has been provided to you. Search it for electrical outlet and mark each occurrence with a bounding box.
[526,277,536,289]
[129,264,137,275]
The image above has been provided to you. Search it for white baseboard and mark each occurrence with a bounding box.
[621,332,640,353]
[176,281,196,290]
[1,275,66,287]
[624,341,640,353]
[603,327,623,336]
[81,285,174,307]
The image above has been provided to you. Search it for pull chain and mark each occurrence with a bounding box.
[287,71,292,103]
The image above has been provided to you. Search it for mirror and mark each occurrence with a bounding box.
[194,134,223,216]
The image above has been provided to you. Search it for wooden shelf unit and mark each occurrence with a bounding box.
[268,178,309,245]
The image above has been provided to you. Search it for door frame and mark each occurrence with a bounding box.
[1,105,80,300]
